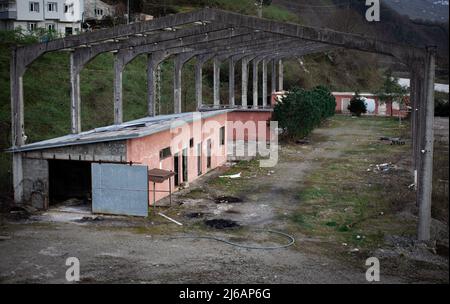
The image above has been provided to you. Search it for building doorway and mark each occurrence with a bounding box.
[48,159,92,209]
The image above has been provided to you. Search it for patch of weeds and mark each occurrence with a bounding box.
[325,221,337,227]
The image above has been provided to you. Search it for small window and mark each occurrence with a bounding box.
[28,22,37,31]
[65,26,73,36]
[219,126,225,146]
[29,2,39,12]
[47,2,57,12]
[46,23,55,31]
[159,147,172,160]
[189,138,194,148]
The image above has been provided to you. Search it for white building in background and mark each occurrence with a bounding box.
[83,0,114,21]
[0,0,83,36]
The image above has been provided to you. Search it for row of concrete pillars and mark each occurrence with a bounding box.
[70,52,284,134]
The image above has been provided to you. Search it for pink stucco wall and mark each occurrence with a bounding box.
[226,111,273,141]
[126,113,228,205]
[334,93,409,118]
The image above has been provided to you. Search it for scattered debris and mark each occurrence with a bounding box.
[158,212,183,226]
[185,212,205,219]
[368,162,397,173]
[350,248,360,253]
[214,196,243,204]
[0,235,11,241]
[8,206,30,220]
[204,219,240,229]
[219,172,241,179]
[295,139,310,145]
[379,136,406,145]
[74,216,103,223]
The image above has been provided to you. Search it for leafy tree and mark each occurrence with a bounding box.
[377,69,407,104]
[273,86,336,140]
[347,91,367,117]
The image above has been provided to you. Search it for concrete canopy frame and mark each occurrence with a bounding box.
[10,8,435,241]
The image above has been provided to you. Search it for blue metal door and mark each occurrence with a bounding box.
[91,163,148,217]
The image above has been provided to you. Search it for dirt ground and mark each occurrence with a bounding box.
[0,116,448,284]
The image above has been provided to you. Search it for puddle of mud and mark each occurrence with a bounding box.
[204,219,240,229]
[185,212,205,219]
[214,196,243,204]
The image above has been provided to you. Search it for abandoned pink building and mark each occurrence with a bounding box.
[333,92,410,118]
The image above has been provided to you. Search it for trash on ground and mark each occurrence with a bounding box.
[368,162,397,173]
[204,218,240,229]
[214,196,243,204]
[219,172,241,179]
[0,235,11,241]
[185,212,205,218]
[379,136,406,145]
[295,139,310,145]
[158,212,183,226]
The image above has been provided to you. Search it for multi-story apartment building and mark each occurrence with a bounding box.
[0,0,83,36]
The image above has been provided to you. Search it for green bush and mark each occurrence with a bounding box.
[347,92,367,117]
[273,86,336,139]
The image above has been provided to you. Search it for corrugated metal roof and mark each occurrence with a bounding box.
[7,110,231,153]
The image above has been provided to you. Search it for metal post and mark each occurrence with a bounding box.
[417,47,436,241]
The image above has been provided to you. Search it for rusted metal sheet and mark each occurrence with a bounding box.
[92,163,148,217]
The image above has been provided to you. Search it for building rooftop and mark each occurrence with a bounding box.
[7,110,231,153]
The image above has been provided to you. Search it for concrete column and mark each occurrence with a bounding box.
[174,56,183,114]
[271,59,277,94]
[241,58,249,108]
[10,48,25,203]
[195,59,203,110]
[229,57,235,107]
[113,53,123,125]
[147,54,157,117]
[69,52,81,134]
[252,59,259,109]
[278,59,284,91]
[417,48,436,241]
[262,59,268,108]
[213,57,221,108]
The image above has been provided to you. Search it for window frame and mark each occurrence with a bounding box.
[219,126,225,146]
[47,2,57,12]
[29,2,40,13]
[159,147,172,160]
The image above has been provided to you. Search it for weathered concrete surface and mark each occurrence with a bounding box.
[22,158,48,210]
[22,141,127,163]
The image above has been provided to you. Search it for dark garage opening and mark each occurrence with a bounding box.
[49,160,92,207]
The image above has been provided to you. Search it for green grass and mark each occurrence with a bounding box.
[286,116,416,251]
